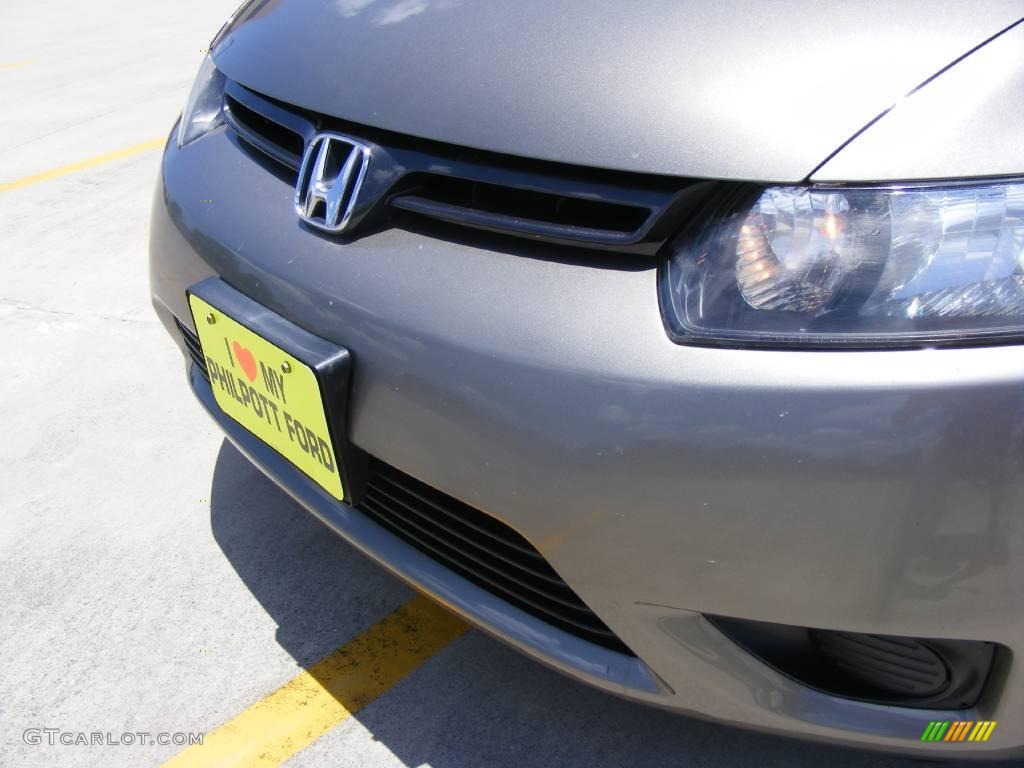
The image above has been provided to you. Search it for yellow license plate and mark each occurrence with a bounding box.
[188,294,345,500]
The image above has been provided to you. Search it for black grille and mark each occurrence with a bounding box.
[389,174,652,245]
[222,80,700,254]
[224,92,309,169]
[360,459,633,655]
[176,318,208,381]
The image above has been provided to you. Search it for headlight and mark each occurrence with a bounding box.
[662,181,1024,348]
[176,54,227,149]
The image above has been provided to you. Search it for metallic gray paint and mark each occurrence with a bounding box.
[152,126,1024,758]
[813,20,1024,181]
[212,0,1024,182]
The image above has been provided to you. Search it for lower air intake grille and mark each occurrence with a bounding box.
[175,318,209,382]
[360,459,634,655]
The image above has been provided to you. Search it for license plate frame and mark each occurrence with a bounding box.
[186,278,364,503]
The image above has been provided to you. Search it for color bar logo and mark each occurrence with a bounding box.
[921,721,997,742]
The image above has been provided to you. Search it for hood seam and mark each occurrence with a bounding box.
[803,14,1024,182]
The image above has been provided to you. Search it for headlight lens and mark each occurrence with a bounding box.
[176,54,227,149]
[663,181,1024,348]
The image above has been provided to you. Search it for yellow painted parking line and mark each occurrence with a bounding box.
[0,138,165,193]
[163,594,468,767]
[0,59,34,70]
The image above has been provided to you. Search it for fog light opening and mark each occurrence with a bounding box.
[709,615,998,710]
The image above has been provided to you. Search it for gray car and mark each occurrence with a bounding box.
[150,0,1024,759]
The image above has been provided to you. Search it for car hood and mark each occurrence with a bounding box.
[214,0,1022,182]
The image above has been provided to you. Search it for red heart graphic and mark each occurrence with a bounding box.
[232,341,258,382]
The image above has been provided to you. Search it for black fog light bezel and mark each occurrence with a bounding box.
[709,615,1000,710]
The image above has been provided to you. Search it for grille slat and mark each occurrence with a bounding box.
[388,187,650,246]
[363,459,633,653]
[359,498,599,623]
[224,96,305,169]
[371,470,545,560]
[366,481,568,588]
[359,496,625,647]
[223,81,315,171]
[362,491,587,606]
[175,319,208,381]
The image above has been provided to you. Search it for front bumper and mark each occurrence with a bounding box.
[151,126,1024,759]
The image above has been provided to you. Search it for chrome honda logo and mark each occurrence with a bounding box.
[294,133,371,233]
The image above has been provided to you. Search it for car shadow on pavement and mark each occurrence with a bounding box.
[209,439,990,768]
[209,439,411,668]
